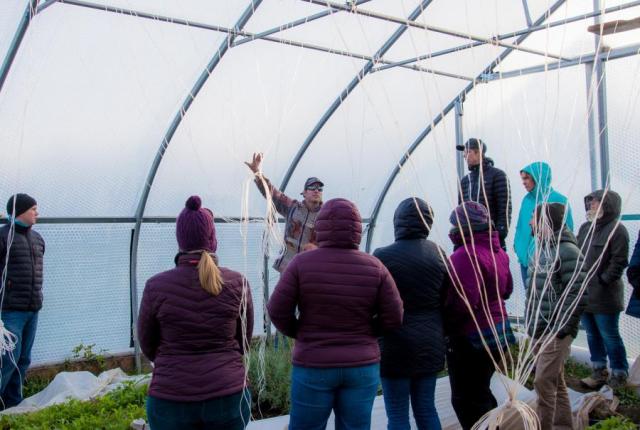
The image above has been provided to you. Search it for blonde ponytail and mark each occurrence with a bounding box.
[198,252,224,296]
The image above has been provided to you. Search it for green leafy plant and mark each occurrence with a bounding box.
[248,338,292,417]
[614,386,640,408]
[61,343,109,374]
[0,381,147,429]
[22,375,53,399]
[70,343,108,372]
[564,357,591,380]
[587,415,637,430]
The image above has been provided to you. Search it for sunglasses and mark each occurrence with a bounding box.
[306,185,323,192]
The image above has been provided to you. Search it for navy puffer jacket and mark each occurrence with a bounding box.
[0,224,45,312]
[458,158,512,246]
[373,198,447,378]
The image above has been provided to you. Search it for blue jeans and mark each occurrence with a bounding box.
[0,311,38,410]
[147,388,251,430]
[289,363,380,430]
[581,312,629,375]
[381,375,441,430]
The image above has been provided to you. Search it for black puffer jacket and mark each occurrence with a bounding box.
[0,224,45,311]
[577,190,629,314]
[458,158,512,246]
[373,198,447,378]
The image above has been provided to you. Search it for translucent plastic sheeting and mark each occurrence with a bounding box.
[0,3,225,216]
[357,0,426,18]
[241,0,328,34]
[72,0,249,29]
[607,55,640,214]
[382,28,492,63]
[30,224,132,364]
[366,111,459,254]
[525,0,635,29]
[144,39,367,217]
[419,0,528,37]
[0,0,27,67]
[289,67,466,217]
[245,1,404,59]
[497,2,640,72]
[410,39,514,78]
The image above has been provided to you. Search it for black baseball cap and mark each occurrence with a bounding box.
[456,138,487,154]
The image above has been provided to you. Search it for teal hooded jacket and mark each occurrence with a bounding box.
[514,162,574,265]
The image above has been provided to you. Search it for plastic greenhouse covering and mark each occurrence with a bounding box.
[0,0,639,367]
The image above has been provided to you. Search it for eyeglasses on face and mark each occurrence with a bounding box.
[306,185,323,192]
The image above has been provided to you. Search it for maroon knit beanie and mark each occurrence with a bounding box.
[176,196,217,252]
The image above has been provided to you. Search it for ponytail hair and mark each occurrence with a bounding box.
[198,251,224,296]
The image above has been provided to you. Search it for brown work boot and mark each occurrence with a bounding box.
[581,367,609,389]
[609,373,628,390]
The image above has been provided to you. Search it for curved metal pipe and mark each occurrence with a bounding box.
[0,0,39,94]
[278,0,435,192]
[364,0,567,252]
[128,0,263,371]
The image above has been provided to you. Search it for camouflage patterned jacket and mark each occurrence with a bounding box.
[255,175,321,273]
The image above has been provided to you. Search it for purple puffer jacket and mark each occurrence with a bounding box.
[445,230,512,339]
[267,198,403,368]
[137,254,254,401]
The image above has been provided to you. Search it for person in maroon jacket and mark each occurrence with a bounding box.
[267,198,403,430]
[137,196,254,430]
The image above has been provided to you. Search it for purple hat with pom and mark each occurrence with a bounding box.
[449,201,490,228]
[176,196,217,252]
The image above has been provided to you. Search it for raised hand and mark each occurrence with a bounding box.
[244,152,263,174]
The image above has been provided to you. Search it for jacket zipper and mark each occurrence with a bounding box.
[26,232,35,310]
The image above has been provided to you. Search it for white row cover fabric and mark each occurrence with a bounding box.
[0,368,149,415]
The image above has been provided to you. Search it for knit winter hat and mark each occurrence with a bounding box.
[176,196,217,252]
[449,201,490,228]
[6,193,37,217]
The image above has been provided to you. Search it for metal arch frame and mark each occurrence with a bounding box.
[125,0,264,371]
[303,0,571,61]
[0,0,39,94]
[47,0,468,80]
[371,0,640,74]
[522,0,533,27]
[278,0,436,192]
[232,0,373,47]
[364,0,568,253]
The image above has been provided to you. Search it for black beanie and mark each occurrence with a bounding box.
[6,193,37,217]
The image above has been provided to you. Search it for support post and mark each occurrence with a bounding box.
[592,0,611,189]
[455,98,465,180]
[584,62,600,192]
